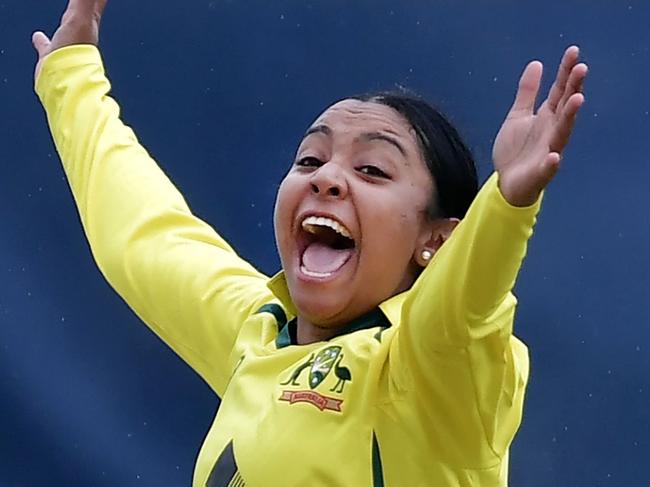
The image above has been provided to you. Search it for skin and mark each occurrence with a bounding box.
[274,100,457,343]
[33,0,589,345]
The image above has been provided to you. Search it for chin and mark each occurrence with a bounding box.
[289,282,352,328]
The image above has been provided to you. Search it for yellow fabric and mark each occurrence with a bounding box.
[37,45,541,487]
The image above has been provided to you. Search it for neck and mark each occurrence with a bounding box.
[295,316,342,345]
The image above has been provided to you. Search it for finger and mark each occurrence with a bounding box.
[509,61,543,116]
[550,93,585,153]
[31,31,52,57]
[557,63,589,112]
[539,152,562,186]
[547,46,580,111]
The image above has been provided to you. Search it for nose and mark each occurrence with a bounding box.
[310,163,348,199]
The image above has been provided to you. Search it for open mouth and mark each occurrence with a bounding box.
[298,216,356,279]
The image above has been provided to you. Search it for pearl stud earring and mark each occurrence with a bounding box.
[421,250,432,262]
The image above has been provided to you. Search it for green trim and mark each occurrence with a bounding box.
[274,308,391,349]
[256,303,287,327]
[256,304,293,349]
[275,321,294,349]
[206,440,239,487]
[372,432,385,487]
[344,308,390,336]
[373,326,389,343]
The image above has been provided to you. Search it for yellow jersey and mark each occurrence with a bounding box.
[36,45,541,487]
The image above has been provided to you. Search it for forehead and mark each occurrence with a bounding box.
[312,99,416,142]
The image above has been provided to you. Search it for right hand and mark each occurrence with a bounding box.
[491,46,588,207]
[32,0,108,80]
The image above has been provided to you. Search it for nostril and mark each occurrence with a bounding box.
[311,183,320,194]
[328,187,340,197]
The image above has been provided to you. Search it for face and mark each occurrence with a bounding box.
[273,99,436,328]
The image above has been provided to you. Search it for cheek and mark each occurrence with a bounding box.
[274,174,308,254]
[273,179,295,244]
[361,193,424,260]
[374,189,427,233]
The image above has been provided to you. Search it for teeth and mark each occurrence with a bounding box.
[300,265,333,278]
[301,216,352,238]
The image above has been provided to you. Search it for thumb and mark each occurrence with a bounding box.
[508,61,543,116]
[32,31,52,57]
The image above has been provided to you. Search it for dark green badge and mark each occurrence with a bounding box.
[309,346,341,389]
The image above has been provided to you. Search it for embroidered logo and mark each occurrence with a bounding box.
[309,345,341,389]
[280,353,314,387]
[279,390,343,412]
[279,346,353,413]
[328,352,351,393]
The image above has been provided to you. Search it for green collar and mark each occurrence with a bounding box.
[267,272,298,318]
[267,272,409,348]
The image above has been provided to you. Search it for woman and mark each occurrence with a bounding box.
[33,0,588,485]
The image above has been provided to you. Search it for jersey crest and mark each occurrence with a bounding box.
[309,345,341,389]
[279,345,353,413]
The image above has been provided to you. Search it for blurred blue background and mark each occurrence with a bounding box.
[1,1,649,485]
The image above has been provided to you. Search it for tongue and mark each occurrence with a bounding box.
[302,242,353,274]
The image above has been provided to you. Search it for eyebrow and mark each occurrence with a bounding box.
[304,124,332,137]
[303,125,406,157]
[360,131,406,156]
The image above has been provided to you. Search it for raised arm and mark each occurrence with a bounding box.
[391,47,588,462]
[401,46,588,348]
[33,1,274,394]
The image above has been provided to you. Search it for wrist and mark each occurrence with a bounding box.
[54,16,100,49]
[496,175,543,208]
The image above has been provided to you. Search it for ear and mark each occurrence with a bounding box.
[414,217,460,267]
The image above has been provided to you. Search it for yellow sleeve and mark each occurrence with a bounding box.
[391,173,540,462]
[35,45,273,395]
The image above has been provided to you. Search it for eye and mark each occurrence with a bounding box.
[295,156,324,168]
[358,165,390,179]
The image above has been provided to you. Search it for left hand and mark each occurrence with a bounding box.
[32,0,108,81]
[492,46,588,206]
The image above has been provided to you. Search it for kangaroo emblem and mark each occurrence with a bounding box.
[280,353,315,386]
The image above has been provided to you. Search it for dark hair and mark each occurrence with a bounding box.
[351,92,478,219]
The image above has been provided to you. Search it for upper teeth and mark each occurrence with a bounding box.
[302,216,352,239]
